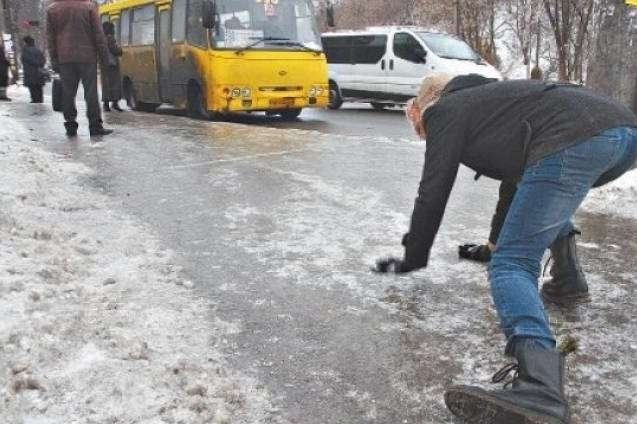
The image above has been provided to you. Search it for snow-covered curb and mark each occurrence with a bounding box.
[582,169,637,218]
[0,131,279,423]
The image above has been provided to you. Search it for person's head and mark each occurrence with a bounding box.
[103,21,115,36]
[406,73,454,139]
[23,36,35,47]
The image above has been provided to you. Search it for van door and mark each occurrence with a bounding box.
[387,32,432,99]
[346,34,389,100]
[156,7,172,102]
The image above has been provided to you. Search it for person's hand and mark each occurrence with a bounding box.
[458,244,492,263]
[373,257,416,274]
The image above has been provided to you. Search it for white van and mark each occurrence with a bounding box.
[321,26,502,110]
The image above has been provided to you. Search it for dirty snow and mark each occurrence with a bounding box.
[582,169,637,218]
[0,124,281,423]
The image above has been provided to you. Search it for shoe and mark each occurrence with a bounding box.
[65,122,79,137]
[103,102,111,112]
[445,346,570,424]
[112,102,123,112]
[89,127,113,137]
[541,230,589,305]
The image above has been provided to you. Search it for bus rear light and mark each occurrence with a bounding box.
[231,88,242,97]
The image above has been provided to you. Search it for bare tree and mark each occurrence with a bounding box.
[504,0,541,77]
[543,0,595,82]
[587,0,637,111]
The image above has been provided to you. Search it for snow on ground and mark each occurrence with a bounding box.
[0,126,280,423]
[582,169,637,218]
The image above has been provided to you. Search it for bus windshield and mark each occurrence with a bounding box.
[416,32,480,62]
[213,0,322,51]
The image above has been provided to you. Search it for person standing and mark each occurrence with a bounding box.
[46,0,113,137]
[21,36,47,103]
[375,74,637,423]
[0,42,11,101]
[101,21,124,112]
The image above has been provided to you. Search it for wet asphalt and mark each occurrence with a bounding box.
[2,89,635,423]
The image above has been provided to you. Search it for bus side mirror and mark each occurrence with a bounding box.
[326,4,336,28]
[202,0,216,29]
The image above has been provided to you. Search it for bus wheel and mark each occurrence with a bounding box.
[126,82,158,112]
[328,82,343,110]
[280,108,302,120]
[187,83,210,120]
[370,102,387,111]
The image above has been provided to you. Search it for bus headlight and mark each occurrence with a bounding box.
[241,88,252,98]
[309,87,317,97]
[231,88,242,98]
[316,87,325,96]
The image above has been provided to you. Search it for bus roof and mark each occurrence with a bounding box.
[100,0,167,14]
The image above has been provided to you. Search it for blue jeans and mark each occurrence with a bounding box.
[489,126,637,354]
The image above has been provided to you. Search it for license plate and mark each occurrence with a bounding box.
[270,98,295,107]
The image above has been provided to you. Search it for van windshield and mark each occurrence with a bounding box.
[416,32,480,62]
[213,0,322,51]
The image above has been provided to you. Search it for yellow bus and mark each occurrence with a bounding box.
[99,0,329,120]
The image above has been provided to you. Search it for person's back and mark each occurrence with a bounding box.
[47,0,112,137]
[21,37,46,103]
[0,44,10,101]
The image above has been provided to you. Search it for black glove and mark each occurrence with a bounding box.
[458,243,492,263]
[373,257,417,274]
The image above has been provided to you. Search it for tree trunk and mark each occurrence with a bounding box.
[586,0,637,111]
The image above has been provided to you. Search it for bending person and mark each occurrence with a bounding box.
[374,73,637,424]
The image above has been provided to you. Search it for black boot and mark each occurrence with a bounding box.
[541,230,589,305]
[89,126,114,137]
[64,121,78,137]
[103,101,111,112]
[445,347,570,424]
[112,101,123,112]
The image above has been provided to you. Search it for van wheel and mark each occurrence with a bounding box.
[280,108,302,120]
[370,102,387,111]
[125,82,159,112]
[328,82,343,110]
[187,83,211,120]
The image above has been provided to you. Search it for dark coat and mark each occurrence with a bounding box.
[0,48,9,87]
[402,75,637,269]
[21,46,46,87]
[100,34,123,101]
[47,0,109,66]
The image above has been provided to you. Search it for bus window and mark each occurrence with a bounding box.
[101,14,109,23]
[113,19,121,44]
[187,0,207,47]
[132,5,155,46]
[121,10,131,46]
[172,0,187,43]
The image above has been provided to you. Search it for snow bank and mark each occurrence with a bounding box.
[582,169,637,219]
[0,131,280,423]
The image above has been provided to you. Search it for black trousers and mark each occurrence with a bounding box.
[59,62,102,130]
[27,84,43,103]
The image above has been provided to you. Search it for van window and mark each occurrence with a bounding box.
[187,0,207,47]
[322,36,352,64]
[121,10,131,46]
[172,0,187,42]
[393,33,423,63]
[132,5,155,46]
[351,35,386,64]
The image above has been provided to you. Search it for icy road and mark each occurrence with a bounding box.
[1,89,636,423]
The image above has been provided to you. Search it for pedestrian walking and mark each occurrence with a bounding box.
[0,42,11,101]
[21,36,47,103]
[100,21,124,112]
[375,73,637,424]
[46,0,113,137]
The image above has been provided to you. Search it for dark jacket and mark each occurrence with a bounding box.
[0,47,9,87]
[21,46,46,87]
[403,75,637,269]
[46,0,109,66]
[100,34,123,101]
